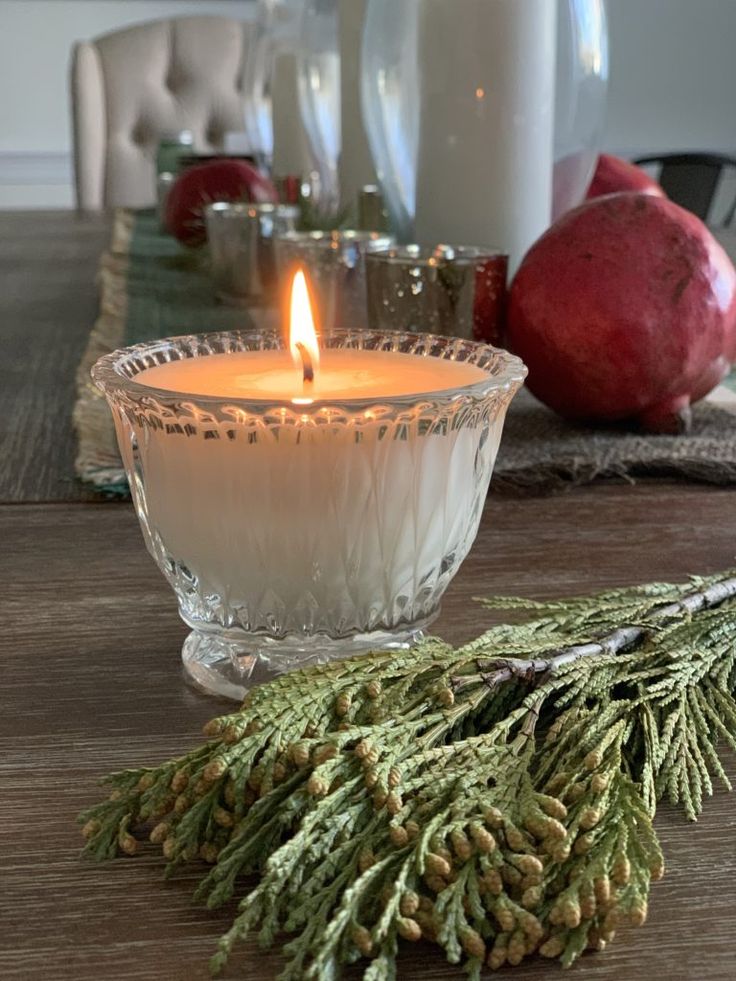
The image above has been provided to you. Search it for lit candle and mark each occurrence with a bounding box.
[139,270,486,402]
[95,271,525,699]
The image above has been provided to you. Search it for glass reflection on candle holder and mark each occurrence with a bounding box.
[205,202,300,305]
[274,229,395,328]
[366,244,508,345]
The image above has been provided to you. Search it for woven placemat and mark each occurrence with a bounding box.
[74,209,736,496]
[494,389,736,495]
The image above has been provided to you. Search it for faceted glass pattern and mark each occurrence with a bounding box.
[93,329,526,699]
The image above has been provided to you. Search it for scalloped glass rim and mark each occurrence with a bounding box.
[275,230,396,248]
[204,201,301,220]
[91,327,527,413]
[367,244,508,266]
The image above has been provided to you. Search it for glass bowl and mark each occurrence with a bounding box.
[92,328,526,700]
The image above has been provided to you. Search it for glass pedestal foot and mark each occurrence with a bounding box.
[181,616,438,702]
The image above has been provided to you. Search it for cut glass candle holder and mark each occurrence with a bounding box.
[92,329,526,701]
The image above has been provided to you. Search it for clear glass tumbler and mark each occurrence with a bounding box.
[92,329,526,700]
[243,0,307,174]
[274,229,395,328]
[297,0,341,217]
[366,245,508,345]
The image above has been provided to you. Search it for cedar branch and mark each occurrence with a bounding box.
[462,576,736,694]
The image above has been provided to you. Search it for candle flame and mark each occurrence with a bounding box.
[289,270,320,385]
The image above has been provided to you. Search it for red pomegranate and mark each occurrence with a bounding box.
[166,159,277,247]
[507,193,736,433]
[587,154,665,201]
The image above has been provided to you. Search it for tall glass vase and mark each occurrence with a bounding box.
[361,0,608,264]
[297,0,342,219]
[553,0,609,218]
[243,0,313,177]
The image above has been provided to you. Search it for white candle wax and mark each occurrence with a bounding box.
[126,349,503,638]
[138,349,485,401]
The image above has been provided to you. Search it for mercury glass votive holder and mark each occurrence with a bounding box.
[205,202,300,304]
[274,230,395,329]
[366,245,508,345]
[92,329,526,701]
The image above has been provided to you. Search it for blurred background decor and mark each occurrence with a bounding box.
[243,0,313,181]
[634,152,736,226]
[360,0,608,266]
[297,0,341,220]
[0,0,732,214]
[70,14,255,209]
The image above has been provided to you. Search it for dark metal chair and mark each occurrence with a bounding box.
[633,152,736,226]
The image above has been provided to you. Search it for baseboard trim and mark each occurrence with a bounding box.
[0,152,72,186]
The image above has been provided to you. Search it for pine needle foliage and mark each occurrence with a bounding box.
[80,571,736,978]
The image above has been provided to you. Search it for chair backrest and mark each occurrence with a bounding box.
[70,16,256,210]
[634,152,736,226]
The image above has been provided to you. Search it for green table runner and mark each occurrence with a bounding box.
[74,210,273,492]
[101,209,254,342]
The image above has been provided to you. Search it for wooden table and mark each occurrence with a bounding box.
[1,212,735,981]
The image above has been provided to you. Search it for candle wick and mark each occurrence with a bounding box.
[295,342,314,384]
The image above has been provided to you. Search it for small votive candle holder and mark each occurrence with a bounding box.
[366,245,508,344]
[274,230,395,329]
[205,202,300,304]
[156,171,175,233]
[91,329,526,701]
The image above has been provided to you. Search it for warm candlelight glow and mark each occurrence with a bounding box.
[99,327,524,701]
[289,270,320,389]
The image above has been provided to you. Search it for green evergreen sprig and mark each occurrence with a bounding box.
[79,571,736,978]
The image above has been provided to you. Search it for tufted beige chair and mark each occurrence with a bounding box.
[70,16,256,210]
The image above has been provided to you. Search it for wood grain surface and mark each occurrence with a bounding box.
[3,488,736,981]
[2,214,736,980]
[0,211,108,502]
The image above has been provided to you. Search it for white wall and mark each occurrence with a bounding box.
[0,1,255,207]
[603,0,736,157]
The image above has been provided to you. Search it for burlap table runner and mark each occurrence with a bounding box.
[495,389,736,494]
[74,209,736,496]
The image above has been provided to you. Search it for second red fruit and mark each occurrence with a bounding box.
[586,153,665,201]
[166,159,277,247]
